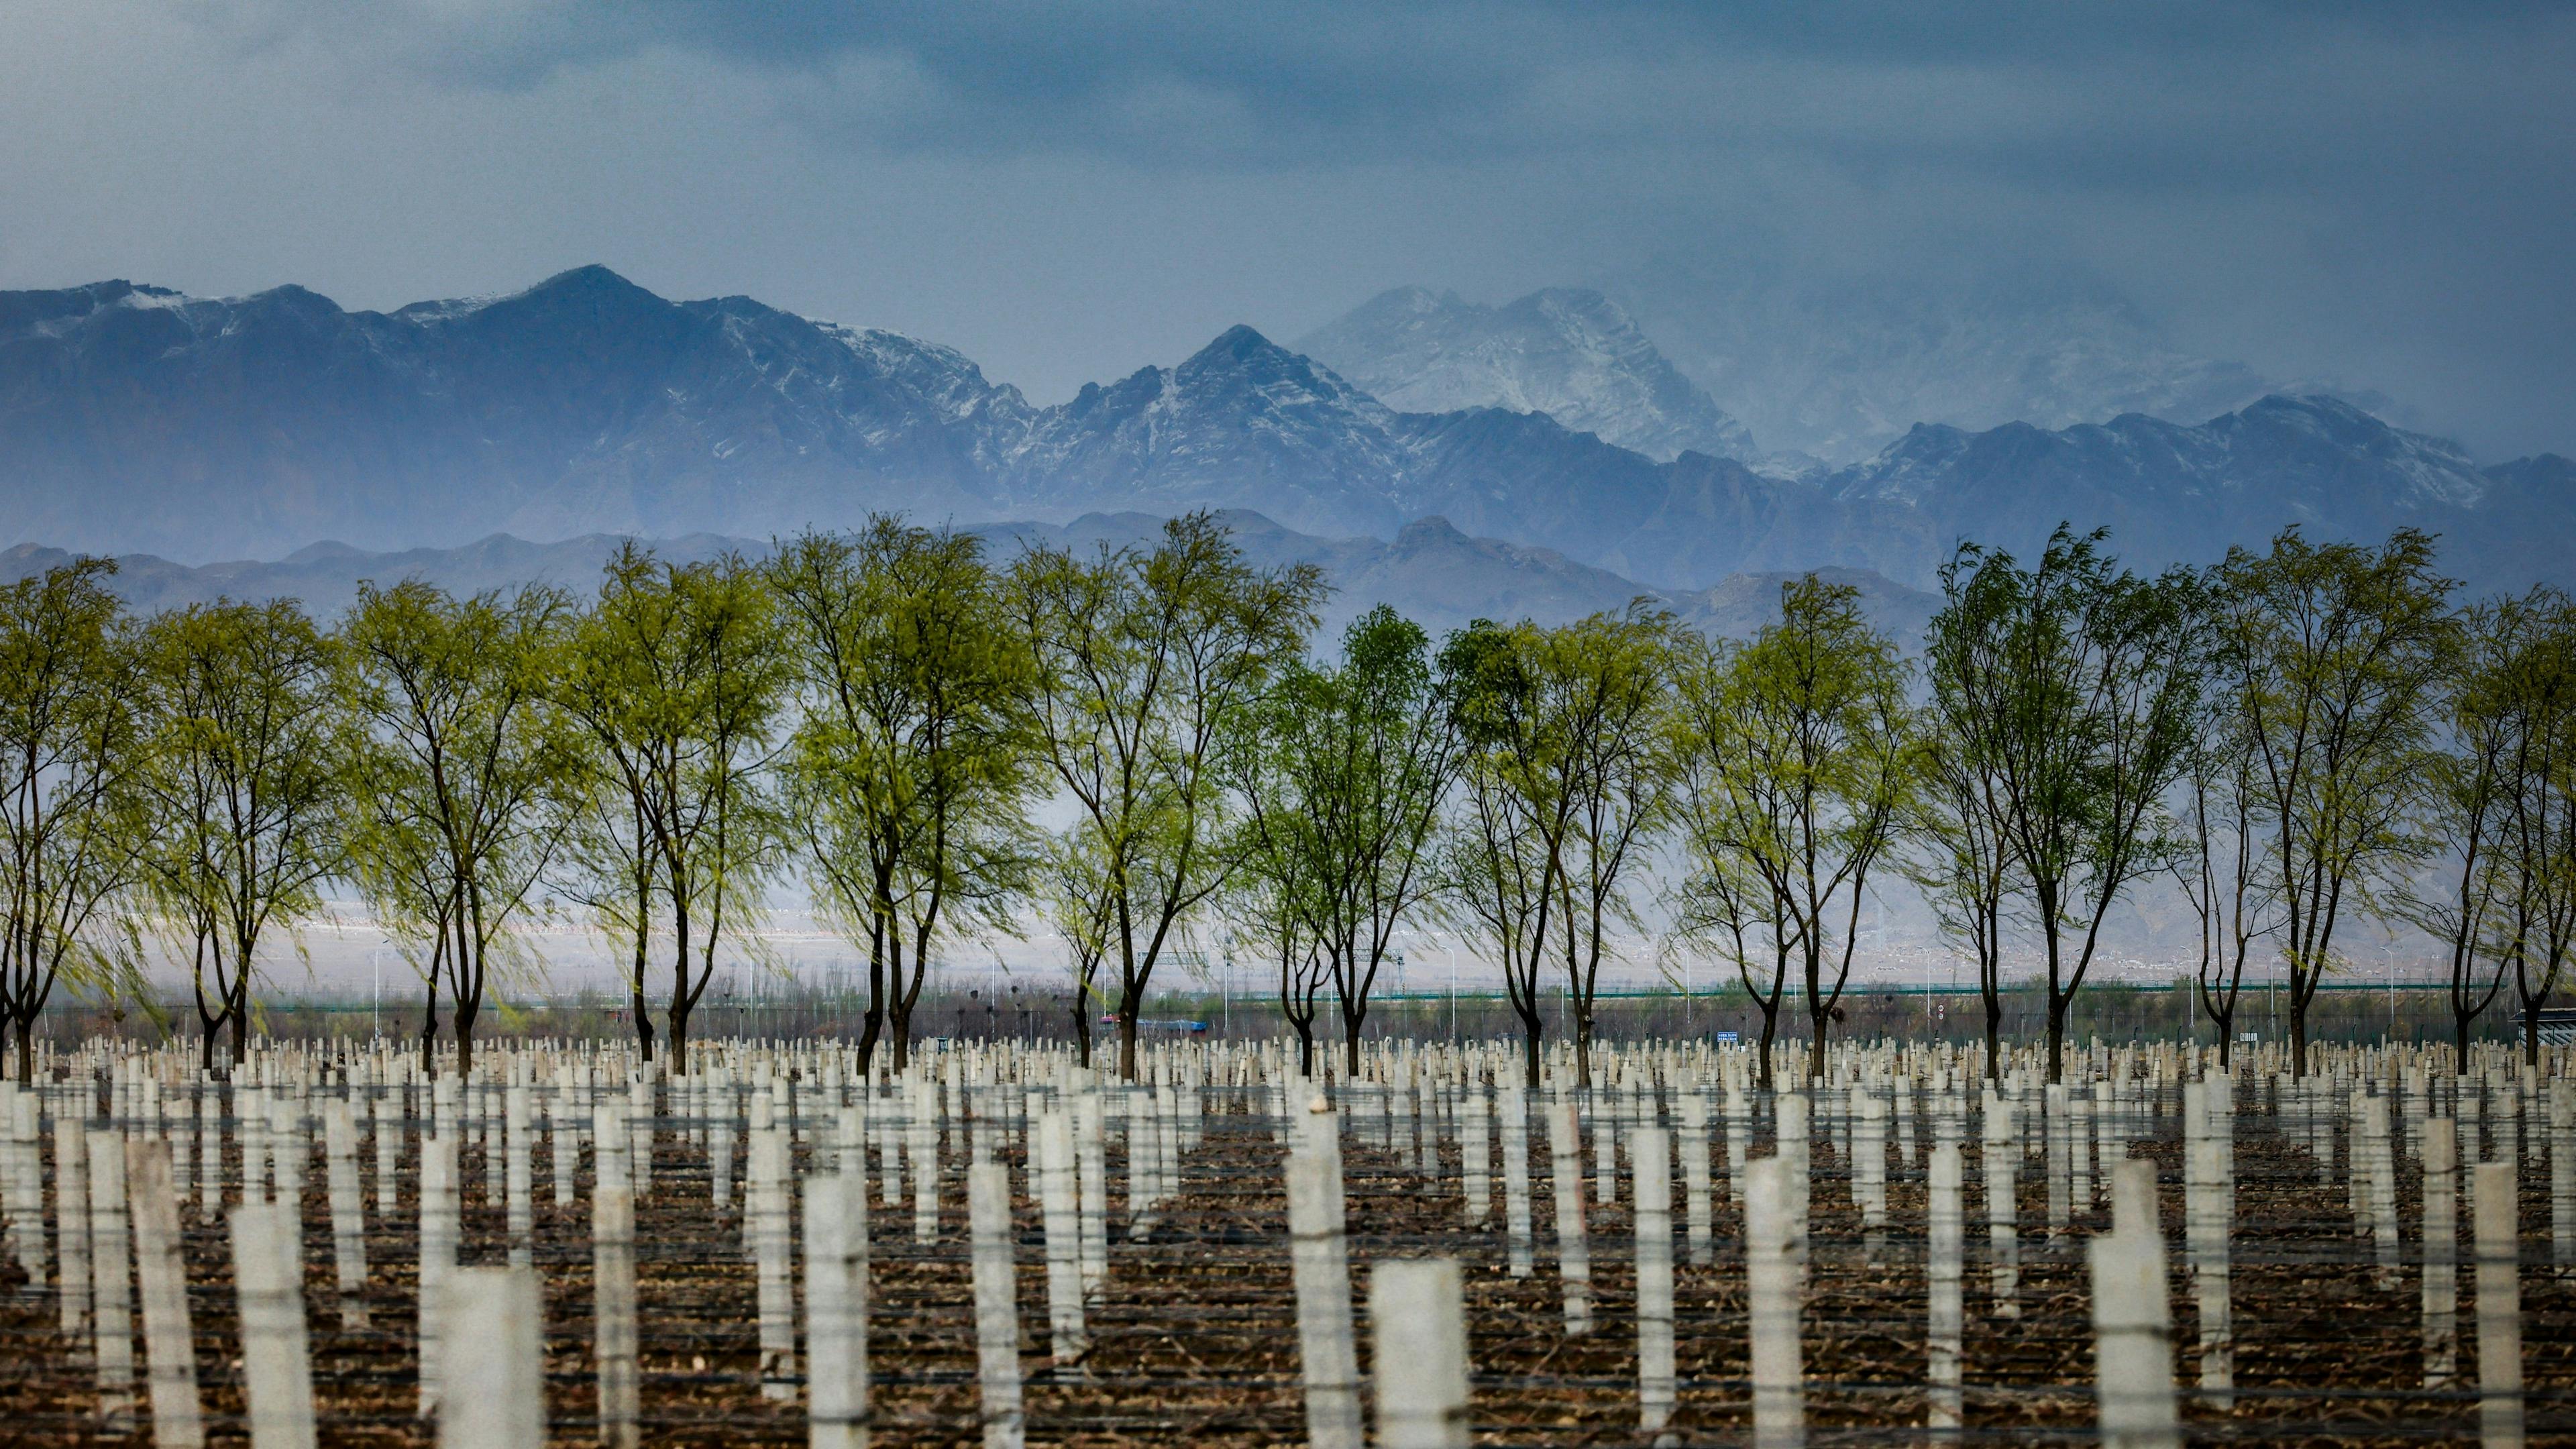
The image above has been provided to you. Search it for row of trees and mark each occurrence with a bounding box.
[0,514,2561,1087]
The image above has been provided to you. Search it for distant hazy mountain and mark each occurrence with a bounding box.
[3,267,2569,596]
[1669,566,1941,653]
[1823,394,2555,584]
[1605,258,2397,466]
[4,510,1924,645]
[0,268,1023,558]
[1297,286,1758,464]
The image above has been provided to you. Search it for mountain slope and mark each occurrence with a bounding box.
[0,268,1022,557]
[3,268,2571,598]
[1826,394,2514,577]
[1605,259,2332,464]
[997,325,1415,537]
[1299,286,1757,463]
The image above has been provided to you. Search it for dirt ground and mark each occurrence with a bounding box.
[1,1092,2570,1446]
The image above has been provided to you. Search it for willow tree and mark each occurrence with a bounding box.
[1904,705,2015,1081]
[2212,528,2455,1075]
[1438,616,1568,1089]
[1010,513,1320,1080]
[773,521,1035,1071]
[1442,605,1675,1087]
[339,581,580,1075]
[1933,527,2206,1082]
[0,560,146,1083]
[135,599,345,1071]
[1038,828,1120,1068]
[1225,817,1330,1076]
[555,544,681,1061]
[2481,588,2576,1067]
[2170,698,2278,1069]
[562,551,788,1074]
[1234,606,1459,1073]
[1671,578,1913,1085]
[2395,592,2546,1063]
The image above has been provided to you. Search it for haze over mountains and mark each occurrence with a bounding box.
[0,513,1937,651]
[3,265,2570,600]
[1600,256,2414,466]
[1296,286,1761,466]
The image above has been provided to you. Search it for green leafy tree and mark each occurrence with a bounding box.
[1438,617,1569,1089]
[1009,513,1321,1080]
[338,581,580,1076]
[1932,527,2206,1082]
[574,552,790,1074]
[1036,828,1120,1067]
[135,599,345,1072]
[1224,822,1331,1075]
[555,543,686,1063]
[0,561,147,1083]
[2169,696,2279,1069]
[2212,528,2455,1075]
[2479,589,2576,1067]
[1234,606,1460,1073]
[773,521,1036,1071]
[1670,578,1915,1085]
[1903,706,2016,1081]
[1542,606,1679,1087]
[2394,592,2545,1062]
[1442,605,1676,1087]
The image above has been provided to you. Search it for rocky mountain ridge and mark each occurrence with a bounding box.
[3,266,2568,594]
[1295,285,1758,464]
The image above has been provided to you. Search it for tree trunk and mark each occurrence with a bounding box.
[1520,1011,1543,1090]
[1756,1004,1778,1092]
[2288,991,2309,1079]
[1071,998,1091,1069]
[2045,994,2066,1086]
[669,885,694,1077]
[854,940,885,1074]
[886,935,912,1073]
[455,992,478,1078]
[629,937,655,1065]
[419,975,439,1073]
[11,1017,29,1086]
[1119,1006,1140,1083]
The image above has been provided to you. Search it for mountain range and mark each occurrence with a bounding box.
[1295,286,1760,465]
[0,511,1938,648]
[3,265,2569,595]
[1599,255,2412,465]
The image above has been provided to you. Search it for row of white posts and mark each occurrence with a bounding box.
[1274,1037,2565,1449]
[1,1030,2568,1448]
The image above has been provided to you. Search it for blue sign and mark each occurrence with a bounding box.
[1713,1031,1740,1043]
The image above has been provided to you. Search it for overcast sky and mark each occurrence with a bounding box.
[3,1,2569,457]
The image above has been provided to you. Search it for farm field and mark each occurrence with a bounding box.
[1,1034,2571,1447]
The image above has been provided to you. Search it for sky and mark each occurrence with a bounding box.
[3,1,2571,458]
